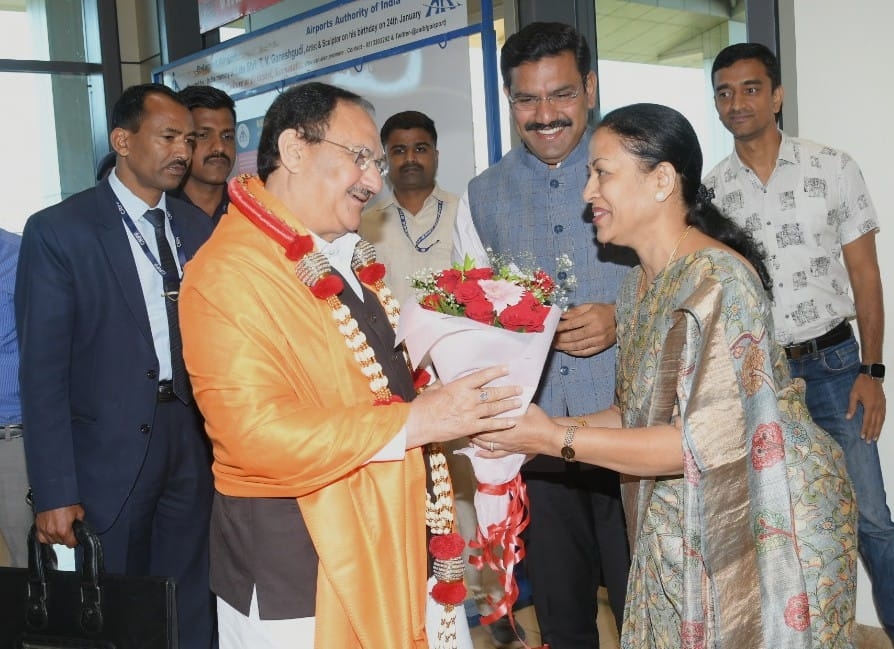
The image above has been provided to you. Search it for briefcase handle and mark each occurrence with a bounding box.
[26,519,106,634]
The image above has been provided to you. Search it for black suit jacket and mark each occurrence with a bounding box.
[15,179,213,532]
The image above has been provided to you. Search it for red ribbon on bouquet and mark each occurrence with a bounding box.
[469,474,548,648]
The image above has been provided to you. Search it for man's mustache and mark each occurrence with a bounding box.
[349,185,374,201]
[525,118,573,132]
[203,153,232,165]
[399,163,423,173]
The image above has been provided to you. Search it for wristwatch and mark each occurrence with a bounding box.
[859,363,886,380]
[561,425,579,462]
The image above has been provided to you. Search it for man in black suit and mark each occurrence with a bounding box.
[15,83,215,648]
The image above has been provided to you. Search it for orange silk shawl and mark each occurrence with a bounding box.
[179,182,428,648]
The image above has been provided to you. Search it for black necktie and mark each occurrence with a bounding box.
[144,209,191,403]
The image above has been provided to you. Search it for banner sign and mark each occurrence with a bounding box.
[198,0,284,34]
[164,0,467,97]
[235,116,264,174]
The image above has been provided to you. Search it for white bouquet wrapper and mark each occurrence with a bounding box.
[396,300,560,599]
[396,300,561,419]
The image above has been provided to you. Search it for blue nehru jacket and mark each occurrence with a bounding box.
[467,129,631,421]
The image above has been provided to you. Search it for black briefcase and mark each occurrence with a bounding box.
[0,520,178,648]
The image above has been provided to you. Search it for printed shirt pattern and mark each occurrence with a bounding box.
[703,132,878,344]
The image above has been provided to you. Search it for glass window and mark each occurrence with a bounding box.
[0,72,101,233]
[595,0,748,171]
[0,1,95,63]
[0,0,104,233]
[469,19,512,174]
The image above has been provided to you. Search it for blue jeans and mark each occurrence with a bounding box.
[788,335,894,637]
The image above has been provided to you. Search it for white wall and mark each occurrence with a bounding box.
[782,0,894,628]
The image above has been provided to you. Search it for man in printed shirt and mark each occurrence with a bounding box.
[704,42,894,641]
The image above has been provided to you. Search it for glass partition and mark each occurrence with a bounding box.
[594,0,748,171]
[0,0,103,233]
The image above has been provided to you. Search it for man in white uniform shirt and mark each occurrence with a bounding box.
[360,110,458,305]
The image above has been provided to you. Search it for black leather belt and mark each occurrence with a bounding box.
[0,424,23,440]
[157,380,176,402]
[784,320,852,360]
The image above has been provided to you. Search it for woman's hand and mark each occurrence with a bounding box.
[471,403,562,457]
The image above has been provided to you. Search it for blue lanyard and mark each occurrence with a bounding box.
[396,199,442,253]
[117,201,187,280]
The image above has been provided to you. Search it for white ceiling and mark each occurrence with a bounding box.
[596,0,747,67]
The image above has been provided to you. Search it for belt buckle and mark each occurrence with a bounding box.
[0,426,23,441]
[157,381,175,402]
[788,338,818,361]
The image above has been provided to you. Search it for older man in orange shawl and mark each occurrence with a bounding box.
[179,82,521,649]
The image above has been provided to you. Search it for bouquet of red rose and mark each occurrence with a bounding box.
[396,257,561,628]
[410,261,556,333]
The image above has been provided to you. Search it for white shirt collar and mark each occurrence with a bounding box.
[309,230,363,299]
[108,169,168,223]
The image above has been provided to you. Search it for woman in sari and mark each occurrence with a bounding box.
[474,103,857,649]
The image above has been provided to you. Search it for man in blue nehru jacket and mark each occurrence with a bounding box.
[453,22,632,649]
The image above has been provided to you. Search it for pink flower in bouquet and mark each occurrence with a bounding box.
[479,279,525,313]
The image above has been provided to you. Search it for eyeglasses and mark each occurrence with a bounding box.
[320,138,389,175]
[507,84,585,111]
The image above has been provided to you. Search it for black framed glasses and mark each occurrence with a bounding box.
[507,83,586,111]
[320,138,389,175]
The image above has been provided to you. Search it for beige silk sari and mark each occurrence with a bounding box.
[616,249,856,649]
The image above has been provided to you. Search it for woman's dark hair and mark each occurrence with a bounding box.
[598,102,772,293]
[256,82,373,182]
